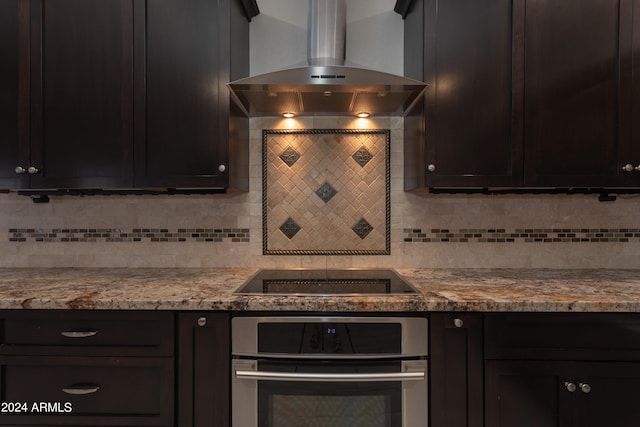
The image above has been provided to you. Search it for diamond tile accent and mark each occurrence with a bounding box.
[352,218,373,240]
[315,182,337,203]
[279,145,301,167]
[352,146,374,167]
[279,217,301,239]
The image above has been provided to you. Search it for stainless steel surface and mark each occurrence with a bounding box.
[231,315,428,427]
[61,384,100,395]
[235,366,426,382]
[234,268,419,296]
[227,65,427,117]
[308,0,346,66]
[60,330,98,338]
[232,316,428,358]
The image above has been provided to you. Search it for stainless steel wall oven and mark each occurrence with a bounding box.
[232,316,428,427]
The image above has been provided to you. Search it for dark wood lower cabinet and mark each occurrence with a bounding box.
[485,360,640,427]
[177,312,230,427]
[430,313,483,427]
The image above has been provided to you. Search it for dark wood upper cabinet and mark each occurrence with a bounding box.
[405,0,640,190]
[0,0,28,190]
[524,0,634,187]
[30,0,135,190]
[0,0,249,193]
[134,0,249,189]
[407,0,522,188]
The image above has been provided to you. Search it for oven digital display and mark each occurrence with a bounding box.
[258,322,402,354]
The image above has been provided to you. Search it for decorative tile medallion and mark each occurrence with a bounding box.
[352,218,374,240]
[263,129,390,255]
[279,145,301,167]
[279,218,301,239]
[315,182,337,203]
[352,146,374,167]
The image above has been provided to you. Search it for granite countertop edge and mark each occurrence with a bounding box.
[0,267,639,313]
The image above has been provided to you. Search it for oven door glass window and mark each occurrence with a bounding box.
[257,360,402,427]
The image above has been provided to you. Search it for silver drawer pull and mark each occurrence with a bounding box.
[235,370,425,383]
[62,383,100,395]
[60,330,98,338]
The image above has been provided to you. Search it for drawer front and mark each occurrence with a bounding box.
[485,313,640,360]
[0,311,173,356]
[0,356,173,426]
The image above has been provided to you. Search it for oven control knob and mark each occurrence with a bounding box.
[453,318,464,328]
[197,317,207,327]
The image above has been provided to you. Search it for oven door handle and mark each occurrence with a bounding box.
[234,370,425,382]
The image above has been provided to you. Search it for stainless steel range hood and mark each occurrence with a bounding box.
[228,65,427,117]
[227,0,427,117]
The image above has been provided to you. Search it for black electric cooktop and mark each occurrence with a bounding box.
[234,269,418,296]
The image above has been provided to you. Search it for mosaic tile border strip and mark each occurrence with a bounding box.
[404,228,640,243]
[8,228,250,243]
[263,129,391,255]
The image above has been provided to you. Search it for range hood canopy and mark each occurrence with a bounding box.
[227,0,427,117]
[227,65,428,117]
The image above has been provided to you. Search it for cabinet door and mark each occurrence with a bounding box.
[135,0,230,189]
[430,313,483,427]
[574,362,640,427]
[523,0,633,187]
[485,361,576,427]
[0,0,28,190]
[28,0,135,189]
[177,313,230,427]
[423,0,522,187]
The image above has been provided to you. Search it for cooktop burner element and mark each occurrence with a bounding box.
[234,269,418,296]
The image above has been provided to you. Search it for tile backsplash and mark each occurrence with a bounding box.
[263,129,390,255]
[2,116,640,269]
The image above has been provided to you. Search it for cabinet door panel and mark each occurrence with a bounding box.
[136,0,227,188]
[430,313,483,427]
[177,313,230,427]
[424,0,522,187]
[0,0,28,189]
[576,363,640,427]
[28,0,134,189]
[524,0,631,187]
[485,361,575,427]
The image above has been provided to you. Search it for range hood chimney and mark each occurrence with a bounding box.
[228,0,427,117]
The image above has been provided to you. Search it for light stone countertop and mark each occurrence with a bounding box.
[0,268,638,312]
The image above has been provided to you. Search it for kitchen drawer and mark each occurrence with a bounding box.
[0,310,173,356]
[0,356,173,426]
[485,313,640,360]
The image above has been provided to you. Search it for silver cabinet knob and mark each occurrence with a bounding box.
[622,164,635,172]
[635,165,640,172]
[427,164,436,172]
[579,383,591,393]
[15,166,26,174]
[564,382,577,392]
[218,164,227,173]
[27,166,39,174]
[197,317,207,327]
[453,318,464,328]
